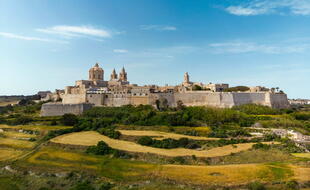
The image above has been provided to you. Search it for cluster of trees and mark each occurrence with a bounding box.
[137,136,201,149]
[224,86,250,92]
[86,141,114,155]
[83,105,260,127]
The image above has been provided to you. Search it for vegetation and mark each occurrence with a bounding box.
[137,136,200,149]
[224,86,250,92]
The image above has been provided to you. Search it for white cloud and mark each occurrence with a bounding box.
[208,42,308,54]
[140,25,177,31]
[36,25,112,38]
[0,32,68,43]
[225,0,310,16]
[113,49,128,53]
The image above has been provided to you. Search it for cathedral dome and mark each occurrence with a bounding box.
[89,63,104,81]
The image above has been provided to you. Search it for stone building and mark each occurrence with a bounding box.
[41,63,290,116]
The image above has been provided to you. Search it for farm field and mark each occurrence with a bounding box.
[50,131,277,158]
[21,146,309,186]
[1,131,36,139]
[292,153,310,159]
[118,129,219,140]
[0,148,24,161]
[0,137,36,149]
[0,124,72,131]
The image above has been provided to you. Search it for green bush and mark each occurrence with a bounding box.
[224,86,250,92]
[98,128,121,139]
[247,182,266,190]
[61,113,78,126]
[69,181,95,190]
[252,143,271,150]
[99,182,114,190]
[233,104,280,115]
[86,141,113,155]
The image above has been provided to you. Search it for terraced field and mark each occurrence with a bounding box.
[50,131,277,158]
[0,124,72,131]
[24,147,306,186]
[118,129,219,140]
[0,148,24,161]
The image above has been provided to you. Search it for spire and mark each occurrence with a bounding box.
[119,66,127,82]
[110,68,118,81]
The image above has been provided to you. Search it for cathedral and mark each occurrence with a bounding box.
[41,63,290,116]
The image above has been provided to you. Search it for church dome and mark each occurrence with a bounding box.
[89,63,104,81]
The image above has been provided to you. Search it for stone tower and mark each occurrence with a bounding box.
[110,68,118,81]
[119,67,127,82]
[183,72,190,84]
[89,63,104,81]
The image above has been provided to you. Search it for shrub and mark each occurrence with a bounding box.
[69,181,95,190]
[224,86,250,92]
[233,104,280,115]
[86,141,113,155]
[99,182,114,190]
[61,113,78,126]
[286,180,299,190]
[247,182,266,190]
[252,143,270,150]
[97,127,121,139]
[137,136,153,146]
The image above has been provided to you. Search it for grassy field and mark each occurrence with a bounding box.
[0,101,19,106]
[0,124,72,131]
[0,148,24,161]
[22,146,306,186]
[118,129,219,140]
[292,153,310,159]
[0,137,36,149]
[1,131,36,139]
[50,131,277,158]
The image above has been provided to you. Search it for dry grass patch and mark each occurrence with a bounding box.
[2,131,36,139]
[0,137,36,149]
[27,147,100,169]
[0,148,24,161]
[118,130,218,141]
[51,131,276,158]
[0,101,18,106]
[292,153,310,159]
[157,163,294,185]
[0,124,72,131]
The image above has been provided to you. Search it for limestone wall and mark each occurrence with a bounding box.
[268,93,290,108]
[62,94,86,104]
[41,103,93,116]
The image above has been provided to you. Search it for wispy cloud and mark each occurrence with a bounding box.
[225,0,310,16]
[36,25,112,38]
[140,25,177,31]
[0,32,68,43]
[208,41,308,54]
[113,49,128,53]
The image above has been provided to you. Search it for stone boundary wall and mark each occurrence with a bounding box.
[41,103,93,116]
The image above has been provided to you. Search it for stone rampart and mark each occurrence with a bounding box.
[41,103,93,116]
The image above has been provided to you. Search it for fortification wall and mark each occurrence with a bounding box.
[104,95,131,107]
[232,93,267,107]
[62,94,86,104]
[86,94,104,105]
[268,93,290,109]
[41,103,93,116]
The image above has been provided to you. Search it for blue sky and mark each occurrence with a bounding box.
[0,0,309,98]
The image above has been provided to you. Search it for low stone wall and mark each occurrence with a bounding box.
[40,103,93,116]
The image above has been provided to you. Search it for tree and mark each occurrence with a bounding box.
[192,85,203,91]
[61,113,78,126]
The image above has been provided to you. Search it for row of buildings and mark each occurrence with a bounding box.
[41,63,290,116]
